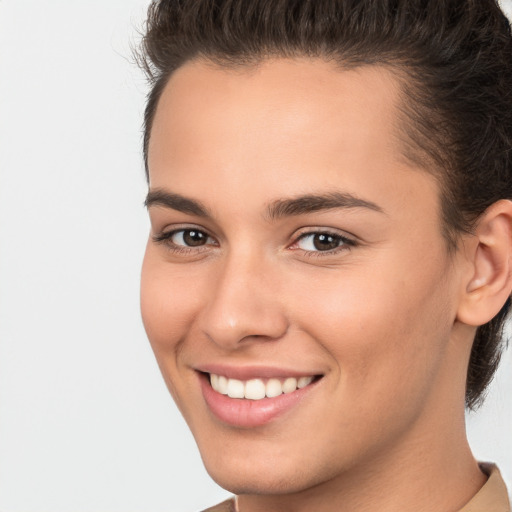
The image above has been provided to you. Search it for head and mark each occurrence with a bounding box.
[138,0,512,499]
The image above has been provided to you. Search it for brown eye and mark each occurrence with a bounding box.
[296,232,352,252]
[153,227,218,252]
[159,228,214,248]
[180,230,208,246]
[312,234,340,251]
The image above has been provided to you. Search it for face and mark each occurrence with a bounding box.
[141,59,468,496]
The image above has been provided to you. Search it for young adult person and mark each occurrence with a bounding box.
[138,1,512,510]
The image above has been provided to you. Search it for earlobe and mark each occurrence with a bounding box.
[457,200,512,327]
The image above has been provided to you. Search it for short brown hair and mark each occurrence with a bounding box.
[138,0,512,409]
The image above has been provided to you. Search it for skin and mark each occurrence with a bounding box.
[140,58,503,512]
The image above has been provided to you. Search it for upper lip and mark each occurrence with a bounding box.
[195,363,322,381]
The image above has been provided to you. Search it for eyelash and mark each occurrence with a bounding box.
[153,227,356,257]
[292,231,356,257]
[152,228,216,255]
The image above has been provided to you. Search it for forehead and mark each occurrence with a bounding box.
[148,57,407,178]
[147,57,439,229]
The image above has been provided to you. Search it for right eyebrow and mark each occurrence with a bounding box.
[144,189,212,218]
[265,192,385,220]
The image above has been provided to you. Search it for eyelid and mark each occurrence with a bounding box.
[288,227,357,255]
[291,226,356,243]
[152,225,218,248]
[152,224,357,257]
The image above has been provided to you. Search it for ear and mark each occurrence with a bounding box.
[457,200,512,326]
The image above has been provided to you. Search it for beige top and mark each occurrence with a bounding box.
[459,464,510,512]
[202,464,510,512]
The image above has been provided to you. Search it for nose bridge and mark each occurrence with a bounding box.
[200,247,288,348]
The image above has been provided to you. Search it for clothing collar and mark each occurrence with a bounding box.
[458,463,510,512]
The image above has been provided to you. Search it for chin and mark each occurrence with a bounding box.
[205,463,313,496]
[199,442,337,496]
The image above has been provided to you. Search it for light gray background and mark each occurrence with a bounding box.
[0,1,511,511]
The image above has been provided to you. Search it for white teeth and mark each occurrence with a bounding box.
[217,375,228,394]
[282,377,298,394]
[209,373,316,400]
[265,378,283,398]
[297,376,314,388]
[245,379,266,400]
[227,378,245,398]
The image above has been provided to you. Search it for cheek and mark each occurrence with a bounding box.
[140,247,201,349]
[140,249,203,403]
[288,255,455,410]
[140,248,207,415]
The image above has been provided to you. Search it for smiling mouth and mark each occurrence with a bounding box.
[199,370,323,427]
[208,373,319,400]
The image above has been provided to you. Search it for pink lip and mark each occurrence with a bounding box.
[198,371,321,428]
[197,363,319,381]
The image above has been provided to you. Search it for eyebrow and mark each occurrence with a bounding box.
[265,192,385,220]
[144,189,384,219]
[145,189,212,217]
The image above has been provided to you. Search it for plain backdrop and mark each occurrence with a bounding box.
[0,1,511,511]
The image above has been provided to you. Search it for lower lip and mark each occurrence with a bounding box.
[199,373,319,428]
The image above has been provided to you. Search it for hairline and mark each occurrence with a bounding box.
[144,54,463,252]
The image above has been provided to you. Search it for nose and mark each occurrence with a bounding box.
[199,253,289,350]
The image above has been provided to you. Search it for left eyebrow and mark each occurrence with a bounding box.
[265,192,385,220]
[144,189,212,218]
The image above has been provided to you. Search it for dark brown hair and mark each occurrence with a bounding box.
[138,0,512,409]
